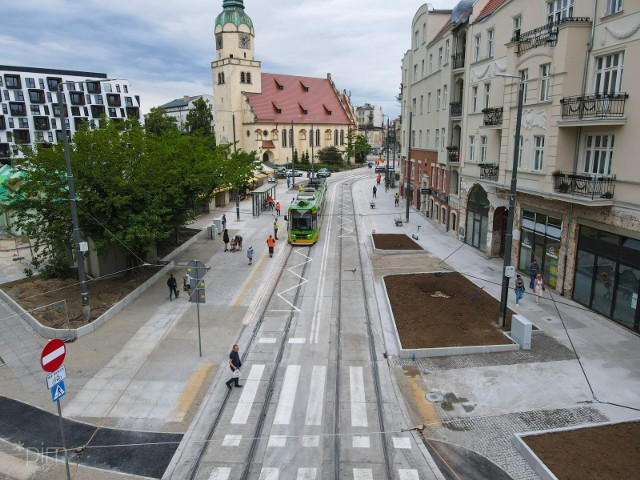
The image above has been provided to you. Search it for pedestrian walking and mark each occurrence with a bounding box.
[529,258,540,289]
[247,246,254,265]
[225,344,243,388]
[394,192,399,207]
[223,229,230,252]
[372,185,377,198]
[533,273,545,304]
[514,274,525,306]
[183,273,193,300]
[286,176,291,189]
[275,201,281,216]
[274,219,279,240]
[267,235,276,258]
[221,214,227,231]
[167,273,178,301]
[376,173,381,185]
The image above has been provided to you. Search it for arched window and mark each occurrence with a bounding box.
[240,72,246,83]
[334,129,339,145]
[218,72,225,85]
[315,129,320,146]
[246,72,251,84]
[451,212,457,232]
[441,207,447,224]
[282,129,287,147]
[340,129,345,145]
[309,128,314,146]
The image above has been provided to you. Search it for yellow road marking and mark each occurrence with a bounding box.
[166,363,213,423]
[232,253,268,307]
[404,366,440,428]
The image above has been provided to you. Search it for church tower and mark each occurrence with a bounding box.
[212,0,261,146]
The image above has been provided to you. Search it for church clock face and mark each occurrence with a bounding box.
[239,33,250,49]
[215,33,223,50]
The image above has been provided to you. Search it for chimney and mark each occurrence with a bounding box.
[183,95,190,103]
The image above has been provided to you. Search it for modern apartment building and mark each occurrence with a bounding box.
[401,0,640,332]
[0,66,142,165]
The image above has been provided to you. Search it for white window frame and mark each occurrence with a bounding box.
[480,135,488,162]
[443,85,448,106]
[513,15,522,40]
[437,89,441,110]
[483,83,491,109]
[427,92,432,112]
[421,60,425,78]
[468,136,476,162]
[420,95,424,115]
[474,34,481,61]
[426,129,430,148]
[533,136,545,171]
[594,52,624,95]
[487,29,494,58]
[520,69,529,102]
[472,86,478,113]
[517,136,524,168]
[604,0,623,16]
[441,128,446,151]
[429,54,433,73]
[435,130,440,151]
[438,47,443,69]
[547,0,574,24]
[419,130,423,148]
[583,134,614,176]
[445,40,450,63]
[540,64,551,101]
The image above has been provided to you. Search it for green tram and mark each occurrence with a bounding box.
[287,178,327,245]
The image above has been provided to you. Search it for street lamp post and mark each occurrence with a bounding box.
[497,74,526,327]
[231,112,240,221]
[405,111,413,223]
[55,82,95,322]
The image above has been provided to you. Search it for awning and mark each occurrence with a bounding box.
[262,140,275,149]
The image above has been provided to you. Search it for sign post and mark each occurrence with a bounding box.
[187,260,207,357]
[41,340,71,480]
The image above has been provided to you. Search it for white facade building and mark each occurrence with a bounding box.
[0,66,142,164]
[157,94,214,132]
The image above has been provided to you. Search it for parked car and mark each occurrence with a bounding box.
[286,169,303,177]
[267,176,277,183]
[317,168,331,178]
[274,170,288,178]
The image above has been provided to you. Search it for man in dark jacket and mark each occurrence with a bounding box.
[225,345,242,388]
[167,274,178,301]
[529,259,540,289]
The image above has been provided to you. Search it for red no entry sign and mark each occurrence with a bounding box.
[41,339,66,372]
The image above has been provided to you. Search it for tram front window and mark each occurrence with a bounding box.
[291,211,312,230]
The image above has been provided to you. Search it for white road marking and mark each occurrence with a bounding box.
[259,338,277,343]
[305,366,326,425]
[208,467,231,480]
[221,434,242,447]
[393,437,412,449]
[259,467,279,480]
[288,337,306,343]
[297,467,317,479]
[353,468,373,480]
[352,435,370,448]
[230,364,265,424]
[274,365,301,425]
[267,435,287,447]
[350,366,368,427]
[398,469,420,480]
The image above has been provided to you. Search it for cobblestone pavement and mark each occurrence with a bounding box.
[393,335,607,479]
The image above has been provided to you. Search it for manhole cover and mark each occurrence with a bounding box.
[426,391,443,403]
[545,317,554,322]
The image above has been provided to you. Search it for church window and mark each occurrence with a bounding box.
[282,129,287,147]
[240,72,246,83]
[334,129,339,145]
[218,72,225,85]
[340,130,345,145]
[246,72,251,84]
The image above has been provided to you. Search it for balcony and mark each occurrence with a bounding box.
[450,102,462,118]
[451,52,465,70]
[479,163,499,181]
[553,172,615,200]
[482,107,503,126]
[447,147,460,164]
[560,93,628,124]
[512,17,590,56]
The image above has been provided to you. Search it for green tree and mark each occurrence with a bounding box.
[145,107,178,135]
[317,146,343,165]
[354,134,371,163]
[184,97,213,136]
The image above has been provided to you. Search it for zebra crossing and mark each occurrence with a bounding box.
[209,362,422,479]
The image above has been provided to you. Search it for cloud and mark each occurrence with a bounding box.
[4,0,459,118]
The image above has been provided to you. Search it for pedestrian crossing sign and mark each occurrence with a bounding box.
[51,381,66,402]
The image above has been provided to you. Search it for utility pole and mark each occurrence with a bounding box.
[405,111,412,224]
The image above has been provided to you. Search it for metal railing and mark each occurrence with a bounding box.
[553,172,616,199]
[451,53,465,70]
[447,147,460,164]
[560,93,628,120]
[482,107,503,126]
[512,17,590,55]
[479,163,499,181]
[450,102,462,117]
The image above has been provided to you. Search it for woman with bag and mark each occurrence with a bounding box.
[514,274,525,306]
[225,345,242,388]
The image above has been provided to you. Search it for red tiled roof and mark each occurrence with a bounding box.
[476,0,506,20]
[262,140,275,148]
[245,73,352,125]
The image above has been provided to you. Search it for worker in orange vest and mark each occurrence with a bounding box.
[275,201,281,216]
[266,235,276,258]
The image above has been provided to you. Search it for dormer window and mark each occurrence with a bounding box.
[300,81,309,92]
[299,104,308,115]
[272,102,282,114]
[274,79,284,90]
[323,105,332,115]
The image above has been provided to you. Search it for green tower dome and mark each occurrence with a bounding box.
[215,0,253,29]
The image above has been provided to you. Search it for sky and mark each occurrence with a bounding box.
[2,0,459,120]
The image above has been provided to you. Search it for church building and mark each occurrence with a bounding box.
[212,0,357,166]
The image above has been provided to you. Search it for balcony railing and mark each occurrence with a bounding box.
[450,102,462,117]
[560,93,628,120]
[482,107,503,126]
[479,163,499,181]
[447,147,460,164]
[553,172,615,199]
[451,52,465,70]
[512,17,590,56]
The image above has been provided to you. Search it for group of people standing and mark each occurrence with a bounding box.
[514,258,546,306]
